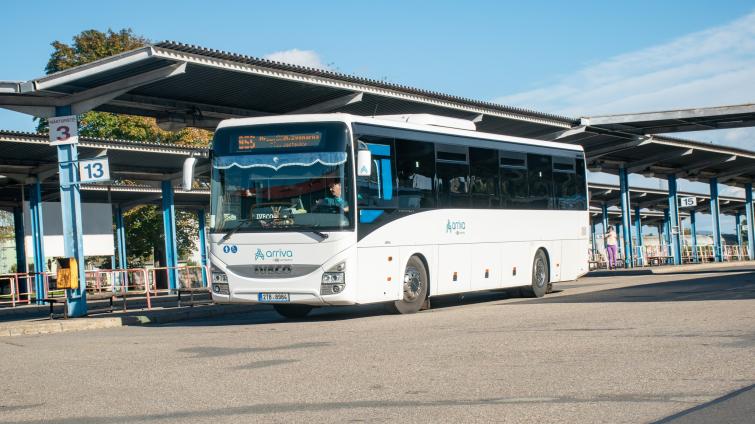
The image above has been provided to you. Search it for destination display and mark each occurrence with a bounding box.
[236,132,322,151]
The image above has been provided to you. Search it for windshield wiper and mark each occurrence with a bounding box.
[220,218,252,242]
[269,222,329,241]
[311,230,329,240]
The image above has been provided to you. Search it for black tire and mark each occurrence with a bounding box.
[522,250,549,298]
[390,256,429,314]
[273,304,313,319]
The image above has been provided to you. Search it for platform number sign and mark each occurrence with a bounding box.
[49,115,79,146]
[79,157,110,183]
[680,197,697,208]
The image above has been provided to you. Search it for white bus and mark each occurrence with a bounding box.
[195,113,589,318]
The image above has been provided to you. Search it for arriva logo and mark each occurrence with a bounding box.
[255,248,294,261]
[446,219,466,235]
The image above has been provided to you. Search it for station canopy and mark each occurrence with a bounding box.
[1,41,755,193]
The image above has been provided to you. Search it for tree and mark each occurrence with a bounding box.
[42,29,212,264]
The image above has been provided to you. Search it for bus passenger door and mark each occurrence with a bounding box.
[356,139,402,302]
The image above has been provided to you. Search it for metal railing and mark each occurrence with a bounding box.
[0,265,208,309]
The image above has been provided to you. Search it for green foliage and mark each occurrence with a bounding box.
[124,206,198,265]
[45,29,148,74]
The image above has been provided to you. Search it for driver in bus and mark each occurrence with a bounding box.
[316,181,349,213]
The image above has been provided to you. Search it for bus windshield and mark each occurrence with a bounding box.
[210,122,353,233]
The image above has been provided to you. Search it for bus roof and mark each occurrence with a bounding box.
[216,113,584,153]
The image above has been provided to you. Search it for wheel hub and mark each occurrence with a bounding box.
[403,267,422,301]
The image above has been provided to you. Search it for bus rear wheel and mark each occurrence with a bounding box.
[273,304,313,319]
[522,250,549,298]
[390,256,428,314]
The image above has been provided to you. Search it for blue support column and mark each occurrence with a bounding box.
[663,208,672,257]
[710,178,723,262]
[746,183,755,260]
[736,210,743,260]
[690,210,699,263]
[12,206,28,297]
[161,180,179,291]
[115,206,127,270]
[667,174,682,265]
[197,209,208,287]
[634,205,643,266]
[55,106,87,317]
[29,182,46,303]
[618,167,634,267]
[616,223,622,257]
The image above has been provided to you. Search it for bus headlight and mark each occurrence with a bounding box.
[211,268,229,295]
[321,262,346,295]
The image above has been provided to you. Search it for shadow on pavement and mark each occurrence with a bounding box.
[515,271,755,304]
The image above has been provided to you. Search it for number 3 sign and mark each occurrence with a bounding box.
[49,115,79,146]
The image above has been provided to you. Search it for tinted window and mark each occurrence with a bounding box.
[437,163,470,208]
[500,167,529,209]
[356,136,396,209]
[469,147,499,208]
[396,139,435,209]
[527,154,553,209]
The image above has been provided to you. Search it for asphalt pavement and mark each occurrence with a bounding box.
[1,265,754,423]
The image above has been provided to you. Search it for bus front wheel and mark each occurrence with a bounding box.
[273,304,313,319]
[522,250,549,298]
[391,256,428,314]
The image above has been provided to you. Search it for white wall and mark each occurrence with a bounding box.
[23,202,115,257]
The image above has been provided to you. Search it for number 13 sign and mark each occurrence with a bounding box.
[49,115,79,146]
[79,157,110,183]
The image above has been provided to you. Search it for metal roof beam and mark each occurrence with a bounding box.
[585,137,653,160]
[0,62,187,117]
[716,164,755,183]
[287,92,364,114]
[537,125,586,141]
[585,103,755,129]
[626,148,694,173]
[678,155,737,178]
[66,62,187,116]
[110,93,273,119]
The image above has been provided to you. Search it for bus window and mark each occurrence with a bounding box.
[553,156,579,210]
[527,154,554,210]
[356,138,396,209]
[500,152,529,209]
[396,139,435,209]
[436,144,470,208]
[470,147,499,208]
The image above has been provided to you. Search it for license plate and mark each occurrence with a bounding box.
[258,292,290,302]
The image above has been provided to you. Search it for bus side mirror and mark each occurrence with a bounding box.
[182,157,197,191]
[357,149,372,177]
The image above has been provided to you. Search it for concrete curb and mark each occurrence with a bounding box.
[588,261,755,277]
[0,304,265,338]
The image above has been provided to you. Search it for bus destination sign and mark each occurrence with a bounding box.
[237,132,322,151]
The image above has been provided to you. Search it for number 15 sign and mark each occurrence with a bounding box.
[79,157,110,183]
[49,115,79,146]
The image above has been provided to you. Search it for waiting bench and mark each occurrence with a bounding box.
[43,291,115,319]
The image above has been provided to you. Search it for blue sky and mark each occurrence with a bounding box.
[1,0,754,232]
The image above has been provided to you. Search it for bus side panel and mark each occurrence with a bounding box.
[500,241,531,288]
[436,245,472,295]
[356,247,402,304]
[561,239,589,281]
[471,244,501,290]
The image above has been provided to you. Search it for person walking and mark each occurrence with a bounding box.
[605,227,619,270]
